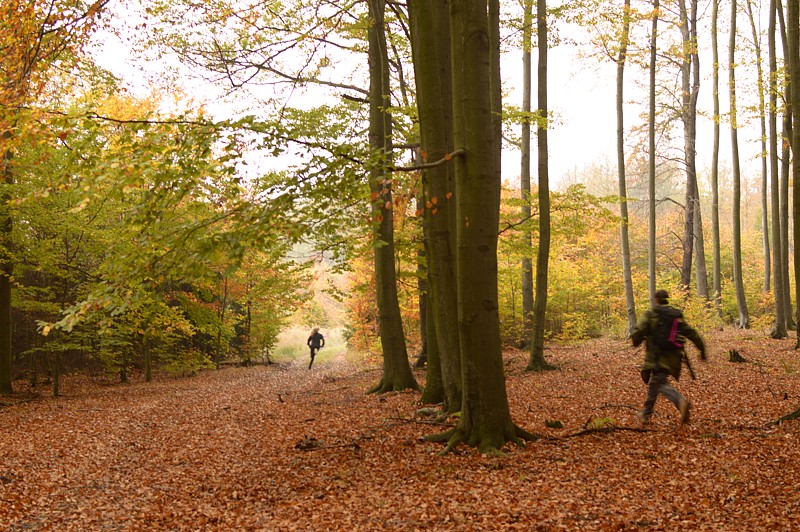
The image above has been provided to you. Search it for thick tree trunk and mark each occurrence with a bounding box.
[617,0,637,333]
[367,0,418,393]
[648,0,659,299]
[408,0,461,411]
[730,0,750,328]
[769,0,787,338]
[520,0,534,345]
[527,0,555,371]
[438,0,528,453]
[711,0,723,315]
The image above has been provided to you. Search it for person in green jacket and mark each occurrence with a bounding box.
[630,289,707,424]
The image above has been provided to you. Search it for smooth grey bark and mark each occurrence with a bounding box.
[678,0,697,292]
[768,0,787,337]
[745,0,771,294]
[520,0,534,344]
[777,0,795,329]
[711,0,723,314]
[648,0,659,299]
[408,0,462,412]
[617,0,637,332]
[693,179,710,299]
[366,0,418,393]
[788,0,800,346]
[527,0,555,371]
[730,0,750,328]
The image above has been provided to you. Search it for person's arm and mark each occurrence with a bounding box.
[320,335,325,348]
[682,323,706,359]
[630,310,652,347]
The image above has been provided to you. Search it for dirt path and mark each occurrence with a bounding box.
[2,335,800,530]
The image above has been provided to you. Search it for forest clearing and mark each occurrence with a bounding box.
[2,329,800,530]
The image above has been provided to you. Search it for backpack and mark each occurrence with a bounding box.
[653,306,685,351]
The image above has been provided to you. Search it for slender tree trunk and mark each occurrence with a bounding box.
[0,140,13,395]
[788,0,800,346]
[693,180,709,299]
[415,196,429,368]
[679,0,696,291]
[367,0,418,392]
[520,0,534,345]
[436,0,530,453]
[769,0,788,337]
[617,0,637,332]
[778,0,795,329]
[730,0,750,328]
[711,0,723,315]
[648,0,659,299]
[746,0,771,294]
[527,0,555,371]
[408,0,461,410]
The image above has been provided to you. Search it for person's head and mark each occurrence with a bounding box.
[312,327,319,333]
[654,289,669,305]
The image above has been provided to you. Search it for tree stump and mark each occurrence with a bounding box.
[728,349,746,363]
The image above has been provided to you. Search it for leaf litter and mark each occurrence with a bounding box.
[1,329,800,530]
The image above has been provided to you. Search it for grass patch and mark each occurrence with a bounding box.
[273,326,348,365]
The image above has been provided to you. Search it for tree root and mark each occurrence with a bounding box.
[525,362,558,372]
[427,423,536,456]
[367,378,420,395]
[771,405,800,425]
[560,426,654,438]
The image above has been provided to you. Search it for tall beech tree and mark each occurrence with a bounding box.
[648,0,659,299]
[366,0,418,393]
[527,0,555,371]
[426,0,532,453]
[408,0,462,411]
[617,0,637,332]
[711,0,723,314]
[768,0,787,338]
[788,0,800,346]
[520,0,535,343]
[678,0,700,293]
[730,0,750,328]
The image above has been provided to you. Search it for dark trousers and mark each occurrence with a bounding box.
[308,347,319,369]
[642,369,684,416]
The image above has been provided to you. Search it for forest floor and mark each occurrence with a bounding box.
[2,329,800,530]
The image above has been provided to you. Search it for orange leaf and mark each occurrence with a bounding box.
[446,191,453,200]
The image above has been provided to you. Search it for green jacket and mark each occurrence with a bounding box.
[630,304,706,380]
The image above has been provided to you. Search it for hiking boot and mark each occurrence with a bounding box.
[679,399,691,424]
[637,411,651,425]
